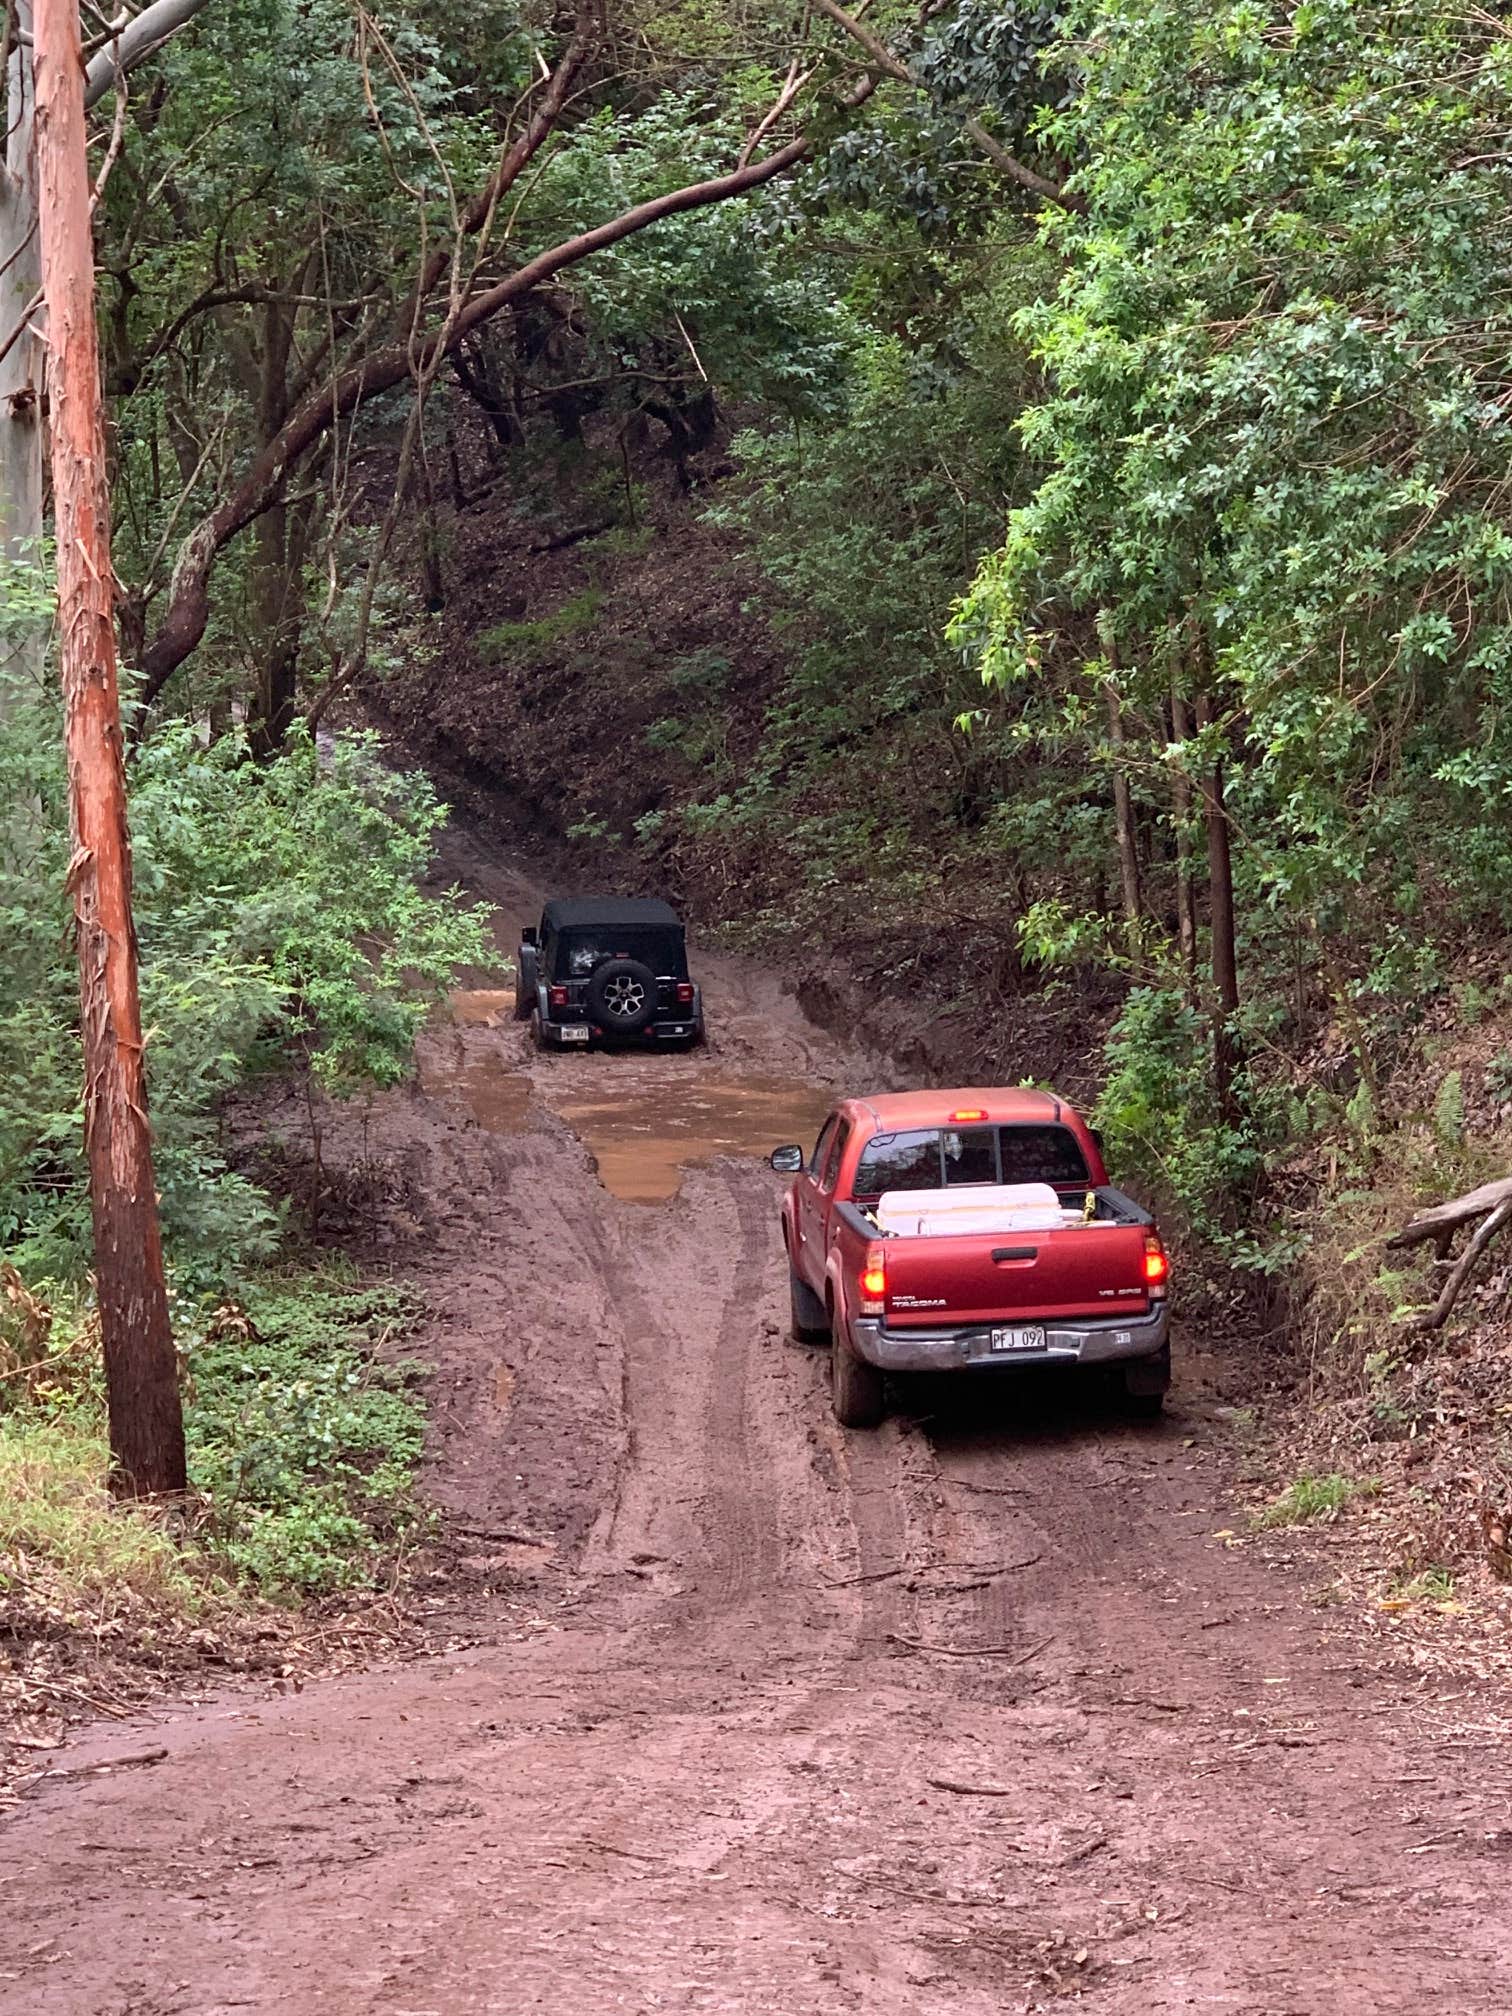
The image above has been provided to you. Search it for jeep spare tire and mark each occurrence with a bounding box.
[586,957,657,1033]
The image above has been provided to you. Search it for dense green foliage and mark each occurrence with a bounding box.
[943,0,1512,1245]
[0,691,487,1280]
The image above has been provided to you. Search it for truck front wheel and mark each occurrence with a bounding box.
[832,1326,885,1428]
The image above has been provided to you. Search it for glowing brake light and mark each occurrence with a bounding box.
[859,1241,887,1313]
[1143,1233,1169,1291]
[950,1108,986,1123]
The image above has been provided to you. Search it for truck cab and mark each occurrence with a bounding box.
[772,1088,1169,1426]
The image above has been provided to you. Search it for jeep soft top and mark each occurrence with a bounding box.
[514,897,704,1049]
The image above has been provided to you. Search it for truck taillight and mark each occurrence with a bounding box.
[676,982,695,1005]
[548,985,568,1009]
[859,1242,887,1314]
[1143,1233,1169,1292]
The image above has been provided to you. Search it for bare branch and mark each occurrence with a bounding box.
[1403,1198,1512,1331]
[82,0,212,109]
[1387,1176,1512,1250]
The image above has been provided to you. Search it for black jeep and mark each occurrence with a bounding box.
[514,897,705,1050]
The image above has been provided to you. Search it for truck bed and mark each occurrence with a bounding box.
[839,1189,1159,1329]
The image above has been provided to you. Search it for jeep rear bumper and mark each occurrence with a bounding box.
[849,1304,1170,1377]
[537,1016,699,1046]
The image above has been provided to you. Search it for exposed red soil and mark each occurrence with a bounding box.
[4,812,1512,2014]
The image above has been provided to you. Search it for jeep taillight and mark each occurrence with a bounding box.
[548,985,568,1009]
[859,1241,887,1315]
[1143,1233,1169,1294]
[676,982,695,1005]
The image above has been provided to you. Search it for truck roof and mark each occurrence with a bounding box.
[845,1087,1069,1129]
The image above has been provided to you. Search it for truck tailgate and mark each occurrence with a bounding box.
[883,1222,1154,1326]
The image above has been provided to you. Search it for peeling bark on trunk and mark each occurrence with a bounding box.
[35,0,185,1497]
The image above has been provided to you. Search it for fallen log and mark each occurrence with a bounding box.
[1387,1176,1512,1250]
[1389,1177,1512,1330]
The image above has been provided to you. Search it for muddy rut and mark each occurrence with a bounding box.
[5,821,1512,2015]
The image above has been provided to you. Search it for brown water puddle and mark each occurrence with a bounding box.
[428,1059,533,1132]
[414,989,534,1131]
[450,988,514,1026]
[548,1076,834,1204]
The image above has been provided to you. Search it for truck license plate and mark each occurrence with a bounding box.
[559,1026,590,1044]
[990,1326,1045,1354]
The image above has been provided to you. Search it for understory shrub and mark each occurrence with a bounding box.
[1,697,491,1282]
[0,1270,429,1603]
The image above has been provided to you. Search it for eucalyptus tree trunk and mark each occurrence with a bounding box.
[0,0,214,724]
[35,0,185,1498]
[0,4,47,705]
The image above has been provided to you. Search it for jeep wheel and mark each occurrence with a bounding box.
[585,957,658,1035]
[789,1263,829,1345]
[832,1326,885,1428]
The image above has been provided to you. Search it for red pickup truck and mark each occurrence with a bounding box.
[771,1088,1169,1426]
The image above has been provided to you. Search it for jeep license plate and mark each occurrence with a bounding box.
[559,1026,590,1044]
[989,1326,1045,1354]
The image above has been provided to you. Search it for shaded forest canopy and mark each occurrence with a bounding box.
[9,0,1512,1338]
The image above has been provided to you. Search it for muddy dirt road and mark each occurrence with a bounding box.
[6,822,1512,2014]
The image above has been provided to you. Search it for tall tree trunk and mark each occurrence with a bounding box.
[1170,681,1197,999]
[1097,616,1141,954]
[414,451,444,611]
[35,0,185,1495]
[1195,688,1241,1119]
[248,500,298,756]
[0,5,47,705]
[1103,669,1141,952]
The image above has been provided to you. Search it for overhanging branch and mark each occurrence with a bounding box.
[135,78,875,706]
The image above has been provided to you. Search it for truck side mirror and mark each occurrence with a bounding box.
[521,926,538,948]
[770,1145,804,1174]
[1089,1127,1105,1155]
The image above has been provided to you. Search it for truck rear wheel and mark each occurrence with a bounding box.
[1120,1345,1169,1417]
[1121,1385,1165,1419]
[832,1327,885,1428]
[789,1263,829,1345]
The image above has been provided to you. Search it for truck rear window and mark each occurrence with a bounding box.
[853,1124,1089,1198]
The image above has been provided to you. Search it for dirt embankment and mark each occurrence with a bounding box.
[4,811,1512,2014]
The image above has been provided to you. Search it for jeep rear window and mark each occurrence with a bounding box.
[556,927,688,979]
[853,1124,1089,1198]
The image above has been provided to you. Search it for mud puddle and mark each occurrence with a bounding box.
[547,1075,833,1203]
[420,994,531,1132]
[449,988,515,1026]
